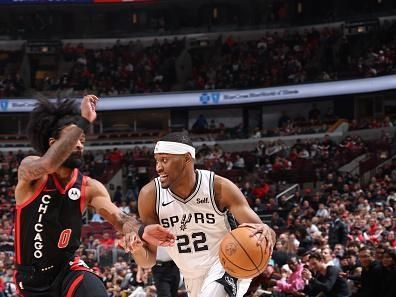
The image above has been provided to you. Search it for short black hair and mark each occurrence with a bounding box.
[26,98,80,155]
[160,132,193,147]
[358,246,374,256]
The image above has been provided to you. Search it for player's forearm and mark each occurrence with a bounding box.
[112,211,141,235]
[131,246,157,268]
[42,125,84,172]
[18,125,84,180]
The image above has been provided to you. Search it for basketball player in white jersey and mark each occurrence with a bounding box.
[130,132,276,297]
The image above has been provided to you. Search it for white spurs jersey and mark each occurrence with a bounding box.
[155,169,234,279]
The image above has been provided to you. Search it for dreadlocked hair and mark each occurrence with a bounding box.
[26,98,80,155]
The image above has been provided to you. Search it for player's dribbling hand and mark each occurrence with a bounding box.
[142,224,176,247]
[239,223,276,249]
[81,94,99,123]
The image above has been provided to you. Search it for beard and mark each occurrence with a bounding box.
[62,151,83,169]
[160,182,170,189]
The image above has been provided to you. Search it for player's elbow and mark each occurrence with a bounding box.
[41,158,57,174]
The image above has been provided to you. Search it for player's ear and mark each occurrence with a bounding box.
[48,137,56,147]
[185,153,193,163]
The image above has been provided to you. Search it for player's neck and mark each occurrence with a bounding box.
[54,167,75,186]
[170,169,197,199]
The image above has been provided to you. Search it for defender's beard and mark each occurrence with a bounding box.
[63,151,83,169]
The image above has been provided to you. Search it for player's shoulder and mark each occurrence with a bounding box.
[16,156,48,204]
[85,176,101,186]
[139,180,156,198]
[137,181,157,220]
[213,174,231,187]
[85,177,108,195]
[17,155,47,184]
[20,155,41,164]
[213,174,240,199]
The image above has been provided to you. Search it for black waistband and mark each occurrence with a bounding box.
[155,260,176,267]
[15,255,72,275]
[16,263,62,274]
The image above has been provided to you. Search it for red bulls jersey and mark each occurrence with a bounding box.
[14,169,87,271]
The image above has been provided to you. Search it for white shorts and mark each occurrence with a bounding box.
[183,259,251,297]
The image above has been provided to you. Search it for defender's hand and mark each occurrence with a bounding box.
[121,234,144,253]
[81,95,98,123]
[142,224,175,247]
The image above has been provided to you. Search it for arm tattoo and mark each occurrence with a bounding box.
[119,212,141,235]
[104,210,141,234]
[44,126,84,169]
[19,165,47,181]
[19,126,83,181]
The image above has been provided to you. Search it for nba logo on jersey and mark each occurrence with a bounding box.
[68,188,81,200]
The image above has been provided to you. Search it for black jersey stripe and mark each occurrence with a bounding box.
[154,178,160,217]
[209,171,225,216]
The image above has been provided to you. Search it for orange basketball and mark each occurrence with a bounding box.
[219,226,272,279]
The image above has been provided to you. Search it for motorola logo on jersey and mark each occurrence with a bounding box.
[33,194,52,259]
[68,188,81,200]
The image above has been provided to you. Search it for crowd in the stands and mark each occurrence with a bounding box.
[0,122,394,296]
[1,20,395,99]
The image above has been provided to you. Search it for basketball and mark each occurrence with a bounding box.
[219,226,272,279]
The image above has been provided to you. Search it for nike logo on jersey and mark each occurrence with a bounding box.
[162,200,174,207]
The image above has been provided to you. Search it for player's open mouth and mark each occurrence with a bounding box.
[160,175,168,182]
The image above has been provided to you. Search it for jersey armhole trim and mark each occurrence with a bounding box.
[154,178,160,218]
[16,175,48,209]
[15,208,21,264]
[80,176,87,214]
[209,171,226,216]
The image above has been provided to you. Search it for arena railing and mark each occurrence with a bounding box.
[275,184,300,204]
[1,75,396,112]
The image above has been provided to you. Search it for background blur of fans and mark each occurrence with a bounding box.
[0,0,395,296]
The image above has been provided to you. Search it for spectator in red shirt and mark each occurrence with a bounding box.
[110,148,123,163]
[252,182,270,199]
[100,232,115,249]
[367,218,378,236]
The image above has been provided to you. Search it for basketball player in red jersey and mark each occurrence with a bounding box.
[14,95,175,297]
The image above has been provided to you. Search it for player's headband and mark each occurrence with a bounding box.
[154,141,196,159]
